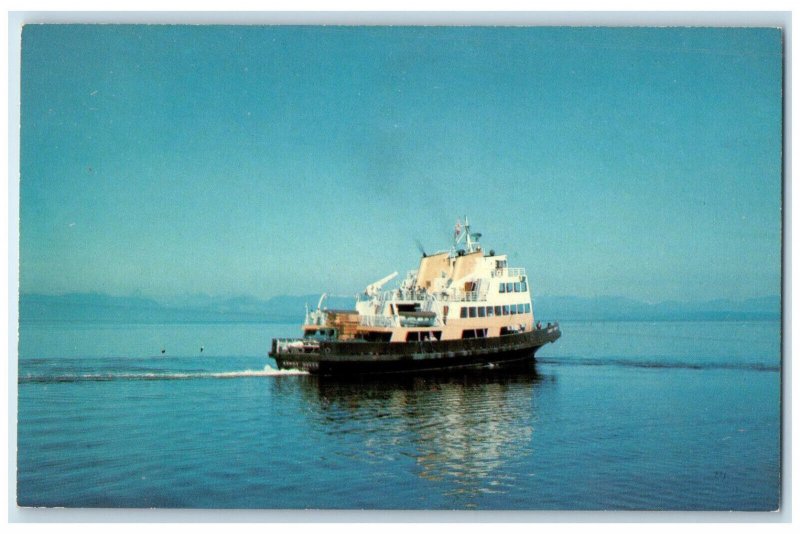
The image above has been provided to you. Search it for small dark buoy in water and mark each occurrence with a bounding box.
[200,346,204,353]
[161,348,165,354]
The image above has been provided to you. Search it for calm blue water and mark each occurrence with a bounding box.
[17,319,781,510]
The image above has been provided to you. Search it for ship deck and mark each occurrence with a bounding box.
[270,324,560,375]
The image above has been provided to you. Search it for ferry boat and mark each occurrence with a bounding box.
[269,218,560,375]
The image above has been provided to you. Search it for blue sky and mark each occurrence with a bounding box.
[19,25,783,302]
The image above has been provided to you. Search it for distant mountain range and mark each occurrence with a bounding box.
[18,292,781,324]
[533,295,781,322]
[18,292,356,324]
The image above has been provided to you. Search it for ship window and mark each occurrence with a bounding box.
[503,305,510,315]
[487,306,494,317]
[478,306,486,317]
[525,303,531,313]
[460,307,468,318]
[407,331,440,342]
[469,306,477,318]
[463,329,488,338]
[521,281,527,292]
[499,283,505,293]
[510,304,517,315]
[507,282,514,293]
[495,305,502,316]
[514,282,521,292]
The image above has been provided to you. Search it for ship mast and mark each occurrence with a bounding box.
[464,216,474,252]
[453,216,480,255]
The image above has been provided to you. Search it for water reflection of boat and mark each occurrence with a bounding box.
[296,369,555,506]
[270,218,561,375]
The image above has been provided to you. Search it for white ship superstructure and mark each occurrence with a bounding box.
[301,218,538,344]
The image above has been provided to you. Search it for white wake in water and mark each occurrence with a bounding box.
[211,365,310,378]
[19,364,309,383]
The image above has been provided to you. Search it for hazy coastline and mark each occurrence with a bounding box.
[18,292,782,324]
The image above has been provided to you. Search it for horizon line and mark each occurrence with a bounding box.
[17,291,782,304]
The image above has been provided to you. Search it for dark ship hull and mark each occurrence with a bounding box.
[270,325,561,376]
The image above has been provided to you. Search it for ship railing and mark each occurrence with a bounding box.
[535,321,560,334]
[272,338,320,355]
[359,314,399,328]
[372,288,436,303]
[399,315,440,327]
[446,289,489,302]
[303,314,326,326]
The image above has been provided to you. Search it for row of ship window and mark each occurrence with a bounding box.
[459,302,531,318]
[498,280,527,293]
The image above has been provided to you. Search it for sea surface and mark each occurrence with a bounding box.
[16,318,781,510]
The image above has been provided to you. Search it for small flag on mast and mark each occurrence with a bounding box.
[454,219,462,240]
